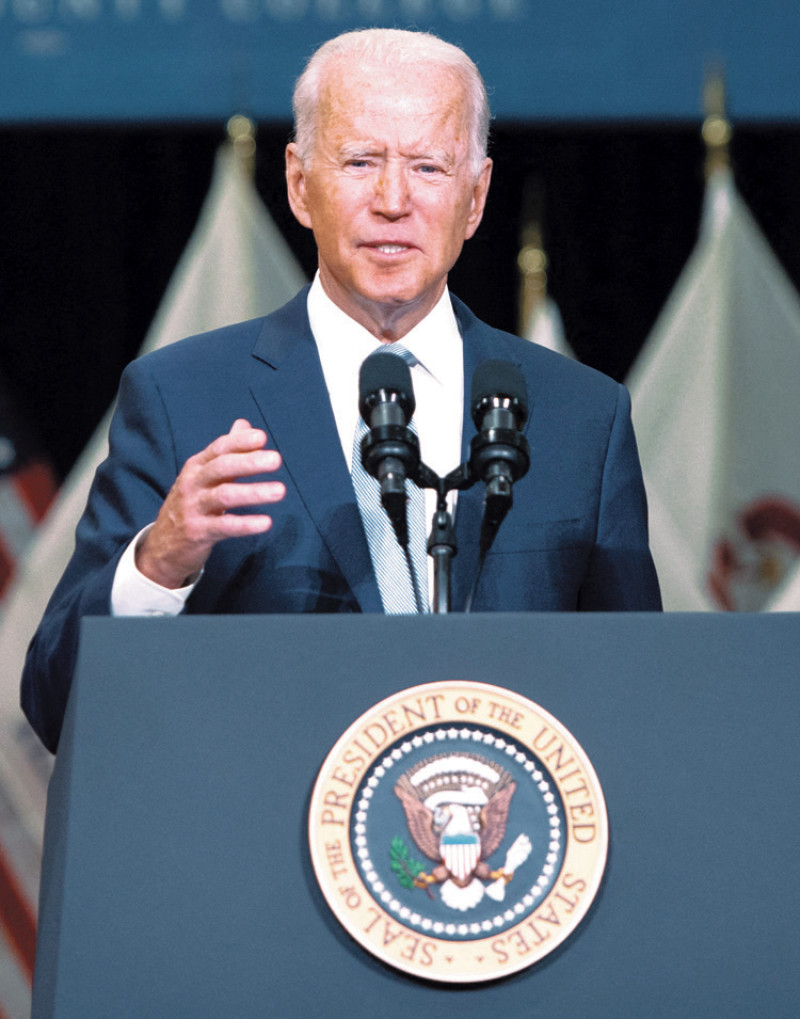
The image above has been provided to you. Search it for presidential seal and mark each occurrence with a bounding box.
[309,681,608,983]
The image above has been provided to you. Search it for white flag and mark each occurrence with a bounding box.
[524,296,574,359]
[0,143,307,1008]
[628,168,800,611]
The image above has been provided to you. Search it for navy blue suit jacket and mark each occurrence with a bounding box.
[22,289,660,750]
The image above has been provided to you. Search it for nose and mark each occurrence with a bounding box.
[372,160,410,218]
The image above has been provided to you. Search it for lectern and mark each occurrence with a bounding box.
[34,613,800,1016]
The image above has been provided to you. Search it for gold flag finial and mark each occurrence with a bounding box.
[517,176,548,336]
[226,114,257,179]
[702,64,732,178]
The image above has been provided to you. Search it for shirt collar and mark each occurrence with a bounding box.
[307,273,462,383]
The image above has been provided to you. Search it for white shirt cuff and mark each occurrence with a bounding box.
[111,524,200,617]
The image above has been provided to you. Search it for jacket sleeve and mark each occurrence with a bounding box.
[20,358,181,753]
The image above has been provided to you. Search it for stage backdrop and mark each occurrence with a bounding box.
[2,0,799,123]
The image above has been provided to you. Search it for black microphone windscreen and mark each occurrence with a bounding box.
[359,349,415,417]
[471,360,528,426]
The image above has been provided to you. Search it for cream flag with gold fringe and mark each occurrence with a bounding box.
[628,168,800,612]
[0,142,306,1016]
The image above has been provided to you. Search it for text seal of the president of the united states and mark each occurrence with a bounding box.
[309,680,608,983]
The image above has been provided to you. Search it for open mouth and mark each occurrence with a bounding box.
[369,243,412,254]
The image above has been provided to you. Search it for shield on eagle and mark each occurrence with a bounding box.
[440,833,481,883]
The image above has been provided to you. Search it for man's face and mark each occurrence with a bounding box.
[286,58,492,338]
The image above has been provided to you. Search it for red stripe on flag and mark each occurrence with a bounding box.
[0,534,15,600]
[0,841,36,982]
[13,461,57,521]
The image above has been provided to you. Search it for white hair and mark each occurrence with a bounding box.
[292,28,491,176]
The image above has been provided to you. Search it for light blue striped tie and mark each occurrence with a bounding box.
[352,346,429,615]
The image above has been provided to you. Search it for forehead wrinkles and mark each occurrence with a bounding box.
[315,61,471,163]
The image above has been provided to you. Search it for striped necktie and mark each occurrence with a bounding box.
[352,345,429,614]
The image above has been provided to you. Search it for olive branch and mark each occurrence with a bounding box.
[390,836,428,893]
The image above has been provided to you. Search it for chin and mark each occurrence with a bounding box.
[360,277,431,309]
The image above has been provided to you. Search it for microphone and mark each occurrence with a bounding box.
[358,349,420,545]
[469,360,531,554]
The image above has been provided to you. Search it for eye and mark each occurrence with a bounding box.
[415,160,451,178]
[344,157,374,170]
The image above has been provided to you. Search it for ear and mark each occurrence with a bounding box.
[464,158,493,241]
[285,143,313,229]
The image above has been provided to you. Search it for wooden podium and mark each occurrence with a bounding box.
[34,613,800,1016]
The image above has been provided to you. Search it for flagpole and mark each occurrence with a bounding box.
[516,176,548,336]
[226,113,257,179]
[702,64,732,179]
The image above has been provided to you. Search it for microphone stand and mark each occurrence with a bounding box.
[359,352,527,614]
[415,423,529,613]
[428,496,456,614]
[414,462,473,615]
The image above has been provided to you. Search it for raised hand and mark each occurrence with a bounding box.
[135,418,286,589]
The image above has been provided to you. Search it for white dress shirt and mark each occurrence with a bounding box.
[111,275,464,615]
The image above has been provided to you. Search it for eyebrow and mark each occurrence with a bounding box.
[339,144,456,167]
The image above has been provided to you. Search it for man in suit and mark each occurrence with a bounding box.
[22,28,661,753]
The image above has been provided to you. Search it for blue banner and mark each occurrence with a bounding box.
[1,1,798,122]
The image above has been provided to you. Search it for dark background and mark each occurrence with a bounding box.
[2,121,799,480]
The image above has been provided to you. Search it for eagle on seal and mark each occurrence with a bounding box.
[394,752,531,911]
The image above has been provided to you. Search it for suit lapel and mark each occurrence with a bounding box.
[247,291,382,613]
[451,297,530,612]
[243,291,526,615]
[451,299,489,611]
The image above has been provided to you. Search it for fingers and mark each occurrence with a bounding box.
[197,418,269,463]
[196,477,286,519]
[135,420,287,589]
[188,419,282,484]
[199,447,282,486]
